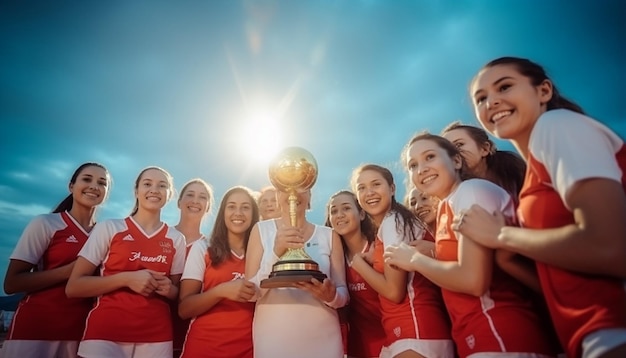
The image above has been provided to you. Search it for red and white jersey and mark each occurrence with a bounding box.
[437,179,555,358]
[346,241,386,358]
[519,109,626,358]
[171,234,205,354]
[179,238,254,358]
[372,211,451,346]
[79,217,186,343]
[7,211,94,340]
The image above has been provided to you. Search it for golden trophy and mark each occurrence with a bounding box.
[260,146,328,288]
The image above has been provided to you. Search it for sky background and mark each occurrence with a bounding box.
[1,0,624,295]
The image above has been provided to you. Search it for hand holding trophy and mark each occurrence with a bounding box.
[260,146,328,288]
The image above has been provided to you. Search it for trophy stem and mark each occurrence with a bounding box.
[261,146,326,288]
[288,191,297,227]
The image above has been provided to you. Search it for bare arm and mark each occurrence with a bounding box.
[351,248,407,303]
[65,257,159,298]
[455,179,626,278]
[384,234,493,296]
[503,179,626,277]
[4,259,75,294]
[244,225,265,287]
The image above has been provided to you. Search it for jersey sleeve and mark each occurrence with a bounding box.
[451,179,513,218]
[378,212,420,247]
[10,214,60,264]
[78,220,114,266]
[530,109,624,204]
[182,239,209,281]
[170,230,187,276]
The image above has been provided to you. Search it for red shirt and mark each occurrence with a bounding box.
[345,241,386,357]
[180,239,254,358]
[7,212,94,340]
[519,109,626,358]
[79,217,186,342]
[437,180,555,358]
[372,212,451,346]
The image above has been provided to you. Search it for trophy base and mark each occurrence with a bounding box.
[260,259,328,288]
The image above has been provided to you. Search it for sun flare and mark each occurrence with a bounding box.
[241,111,282,166]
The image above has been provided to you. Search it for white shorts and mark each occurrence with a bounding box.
[0,340,78,358]
[77,340,172,358]
[467,353,553,358]
[379,338,455,358]
[582,328,626,358]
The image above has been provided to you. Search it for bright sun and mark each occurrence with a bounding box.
[241,111,282,166]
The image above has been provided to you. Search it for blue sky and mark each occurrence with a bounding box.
[1,0,624,295]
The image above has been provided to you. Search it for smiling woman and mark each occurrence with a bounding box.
[240,111,283,166]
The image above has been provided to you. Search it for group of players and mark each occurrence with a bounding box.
[2,56,625,358]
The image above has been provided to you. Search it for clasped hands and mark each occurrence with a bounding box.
[127,269,173,297]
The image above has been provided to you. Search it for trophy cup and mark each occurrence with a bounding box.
[260,147,328,288]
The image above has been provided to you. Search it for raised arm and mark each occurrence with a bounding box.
[351,245,407,303]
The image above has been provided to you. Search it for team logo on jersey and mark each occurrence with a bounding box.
[348,282,366,291]
[65,235,79,243]
[305,240,318,248]
[465,334,475,349]
[129,251,168,264]
[232,272,245,280]
[393,326,401,338]
[159,241,173,254]
[122,235,134,241]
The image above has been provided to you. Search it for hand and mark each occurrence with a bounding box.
[151,272,172,297]
[126,269,159,297]
[273,224,305,257]
[451,205,505,249]
[293,278,336,302]
[383,242,420,272]
[408,239,435,258]
[360,243,376,265]
[219,279,257,302]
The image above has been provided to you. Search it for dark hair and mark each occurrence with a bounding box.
[52,162,109,213]
[442,122,526,197]
[130,166,174,216]
[178,178,214,215]
[324,190,377,254]
[350,164,423,242]
[402,131,473,181]
[478,57,584,114]
[208,186,260,266]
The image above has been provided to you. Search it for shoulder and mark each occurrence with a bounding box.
[97,218,126,229]
[90,218,128,238]
[381,211,401,227]
[167,225,185,240]
[189,237,210,255]
[458,178,507,195]
[451,179,511,211]
[30,213,63,225]
[21,213,68,237]
[314,224,333,238]
[531,109,619,146]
